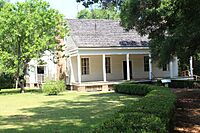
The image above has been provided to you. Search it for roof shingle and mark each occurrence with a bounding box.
[67,19,149,48]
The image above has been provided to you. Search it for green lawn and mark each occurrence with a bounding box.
[0,89,140,133]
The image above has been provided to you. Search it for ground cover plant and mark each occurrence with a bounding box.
[42,80,65,95]
[94,84,176,133]
[0,88,140,133]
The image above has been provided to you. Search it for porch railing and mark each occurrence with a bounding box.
[37,74,46,83]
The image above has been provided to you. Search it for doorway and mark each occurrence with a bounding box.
[123,61,133,80]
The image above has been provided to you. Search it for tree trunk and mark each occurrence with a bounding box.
[16,37,21,90]
[15,77,19,89]
[19,62,29,93]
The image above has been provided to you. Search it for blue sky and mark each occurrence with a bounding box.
[10,0,85,18]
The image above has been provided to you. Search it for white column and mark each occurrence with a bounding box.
[102,54,106,82]
[170,61,173,78]
[149,54,152,80]
[77,54,81,84]
[173,57,179,77]
[35,64,38,83]
[126,54,130,80]
[190,56,193,76]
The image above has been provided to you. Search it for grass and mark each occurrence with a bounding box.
[0,88,140,133]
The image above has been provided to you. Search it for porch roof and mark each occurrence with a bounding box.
[67,19,149,48]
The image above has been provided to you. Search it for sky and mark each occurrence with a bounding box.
[10,0,85,19]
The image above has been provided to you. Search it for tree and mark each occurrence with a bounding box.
[0,0,68,92]
[120,0,200,66]
[77,8,119,20]
[76,0,124,9]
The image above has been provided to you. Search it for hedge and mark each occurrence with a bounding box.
[169,80,200,88]
[114,83,156,96]
[93,84,176,133]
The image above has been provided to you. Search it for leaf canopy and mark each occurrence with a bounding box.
[0,0,68,75]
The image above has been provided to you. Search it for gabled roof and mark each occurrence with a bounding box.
[67,19,149,48]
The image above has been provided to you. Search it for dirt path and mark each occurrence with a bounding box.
[173,88,200,133]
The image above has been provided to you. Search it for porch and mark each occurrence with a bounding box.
[68,50,179,91]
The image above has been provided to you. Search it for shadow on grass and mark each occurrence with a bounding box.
[0,88,42,95]
[0,92,140,133]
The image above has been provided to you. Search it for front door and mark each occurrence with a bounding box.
[123,61,132,80]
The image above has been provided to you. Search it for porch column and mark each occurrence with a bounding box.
[35,64,38,83]
[149,54,152,80]
[77,54,81,84]
[102,54,107,82]
[126,54,130,80]
[190,56,193,76]
[170,60,173,78]
[173,57,179,77]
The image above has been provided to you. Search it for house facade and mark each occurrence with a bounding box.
[26,39,67,88]
[65,19,179,91]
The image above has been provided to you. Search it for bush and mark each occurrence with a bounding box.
[42,80,65,95]
[93,84,176,133]
[114,83,157,96]
[0,73,14,89]
[94,112,166,133]
[169,80,200,88]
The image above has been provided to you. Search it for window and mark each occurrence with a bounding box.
[37,66,45,74]
[105,57,111,73]
[162,64,168,71]
[81,58,89,75]
[144,56,149,72]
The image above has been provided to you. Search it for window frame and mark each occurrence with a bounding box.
[162,64,168,71]
[81,58,90,75]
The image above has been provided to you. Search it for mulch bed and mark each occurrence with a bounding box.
[172,88,200,133]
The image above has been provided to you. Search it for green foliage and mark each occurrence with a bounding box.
[76,0,123,9]
[93,84,176,133]
[77,8,120,20]
[169,80,200,88]
[120,0,200,65]
[0,0,68,76]
[0,73,14,89]
[193,54,200,75]
[42,80,65,95]
[114,83,155,96]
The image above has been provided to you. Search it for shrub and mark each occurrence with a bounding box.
[93,84,176,133]
[94,112,166,133]
[0,73,14,89]
[169,80,200,88]
[42,80,65,95]
[114,83,157,96]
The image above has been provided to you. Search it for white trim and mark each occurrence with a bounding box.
[77,54,81,83]
[102,54,106,82]
[170,61,173,78]
[80,57,90,75]
[78,47,149,50]
[126,54,130,80]
[68,48,78,52]
[190,56,193,76]
[78,49,150,56]
[149,54,152,80]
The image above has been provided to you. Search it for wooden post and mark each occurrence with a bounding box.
[126,54,130,80]
[102,54,106,82]
[77,54,81,84]
[190,56,193,77]
[149,54,152,80]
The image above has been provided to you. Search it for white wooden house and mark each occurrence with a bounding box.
[65,19,179,91]
[25,51,57,87]
[26,19,195,91]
